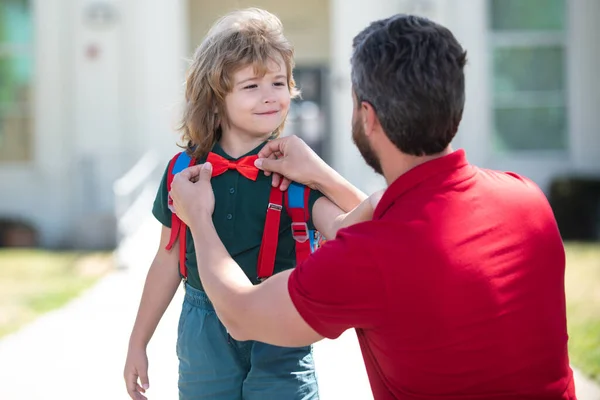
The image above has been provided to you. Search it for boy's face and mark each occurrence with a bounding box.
[224,55,291,139]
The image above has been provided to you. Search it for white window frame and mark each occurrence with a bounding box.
[488,3,569,156]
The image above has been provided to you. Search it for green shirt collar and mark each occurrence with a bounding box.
[211,140,269,161]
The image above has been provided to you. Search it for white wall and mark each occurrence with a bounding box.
[66,0,124,248]
[568,0,600,175]
[0,0,188,248]
[126,0,188,158]
[329,0,400,194]
[67,0,187,248]
[441,0,492,169]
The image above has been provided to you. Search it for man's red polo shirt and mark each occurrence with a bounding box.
[288,149,575,399]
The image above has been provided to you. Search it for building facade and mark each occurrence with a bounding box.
[1,0,598,248]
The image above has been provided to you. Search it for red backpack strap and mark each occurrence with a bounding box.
[164,151,196,279]
[165,154,181,251]
[256,186,284,281]
[285,183,312,264]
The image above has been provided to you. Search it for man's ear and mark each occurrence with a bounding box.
[361,101,379,137]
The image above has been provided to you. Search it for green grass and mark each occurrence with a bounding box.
[0,249,113,338]
[564,242,600,383]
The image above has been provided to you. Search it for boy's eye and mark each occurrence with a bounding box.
[244,84,258,89]
[274,82,287,87]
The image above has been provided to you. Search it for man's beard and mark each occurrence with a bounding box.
[352,116,383,175]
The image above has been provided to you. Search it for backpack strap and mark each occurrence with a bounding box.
[165,151,196,280]
[285,182,314,264]
[164,158,317,282]
[256,186,284,281]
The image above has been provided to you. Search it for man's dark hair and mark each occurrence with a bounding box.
[351,15,467,156]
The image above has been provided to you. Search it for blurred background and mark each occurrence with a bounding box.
[0,0,599,399]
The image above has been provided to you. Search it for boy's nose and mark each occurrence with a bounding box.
[262,87,278,103]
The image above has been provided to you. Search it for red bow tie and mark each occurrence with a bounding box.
[206,152,260,181]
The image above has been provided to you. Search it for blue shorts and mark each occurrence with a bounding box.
[176,284,320,400]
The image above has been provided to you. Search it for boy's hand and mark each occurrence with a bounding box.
[124,346,150,400]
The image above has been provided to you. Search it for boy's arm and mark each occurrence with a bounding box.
[127,225,181,349]
[312,166,368,214]
[125,225,180,398]
[311,190,384,240]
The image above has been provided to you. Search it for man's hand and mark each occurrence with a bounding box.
[255,135,328,191]
[170,162,215,227]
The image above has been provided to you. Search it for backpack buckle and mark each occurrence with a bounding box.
[291,222,309,243]
[268,203,282,211]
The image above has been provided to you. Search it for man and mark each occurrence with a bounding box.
[170,14,576,400]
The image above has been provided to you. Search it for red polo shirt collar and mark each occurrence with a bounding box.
[374,149,473,219]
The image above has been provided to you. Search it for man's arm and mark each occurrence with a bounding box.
[169,162,383,348]
[255,136,369,212]
[189,214,323,347]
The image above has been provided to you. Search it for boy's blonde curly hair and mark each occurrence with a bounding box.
[179,8,300,159]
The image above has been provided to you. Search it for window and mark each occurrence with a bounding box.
[489,0,567,152]
[0,0,33,162]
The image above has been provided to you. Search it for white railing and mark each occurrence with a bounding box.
[113,150,161,267]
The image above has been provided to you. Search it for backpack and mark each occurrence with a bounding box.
[164,151,323,282]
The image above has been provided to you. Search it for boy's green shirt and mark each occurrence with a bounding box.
[152,141,324,290]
